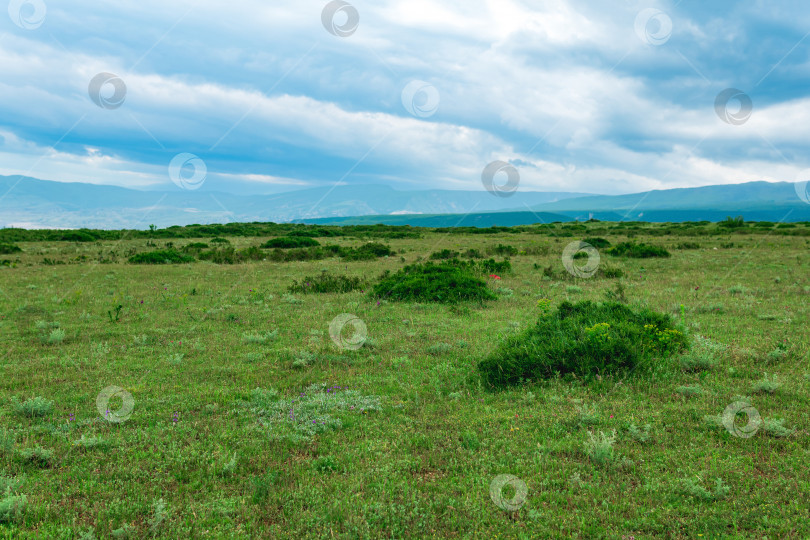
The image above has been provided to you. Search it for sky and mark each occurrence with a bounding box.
[1,0,809,196]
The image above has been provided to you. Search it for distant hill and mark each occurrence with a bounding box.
[1,175,808,229]
[303,181,810,226]
[0,175,587,229]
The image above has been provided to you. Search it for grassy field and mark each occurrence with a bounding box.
[0,222,808,538]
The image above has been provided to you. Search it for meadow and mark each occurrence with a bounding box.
[0,220,808,538]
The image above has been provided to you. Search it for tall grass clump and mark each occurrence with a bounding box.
[372,262,496,304]
[288,271,365,294]
[479,301,688,386]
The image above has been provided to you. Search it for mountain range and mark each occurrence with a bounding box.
[1,175,808,229]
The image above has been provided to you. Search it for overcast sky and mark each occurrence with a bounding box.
[1,0,809,195]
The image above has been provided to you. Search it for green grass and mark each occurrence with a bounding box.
[0,222,808,537]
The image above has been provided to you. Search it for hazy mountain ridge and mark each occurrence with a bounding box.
[1,175,808,229]
[0,175,588,229]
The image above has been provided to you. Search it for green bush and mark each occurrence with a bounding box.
[430,249,460,260]
[262,237,320,249]
[129,250,194,264]
[13,396,54,418]
[583,237,611,248]
[718,216,745,228]
[675,242,700,250]
[0,243,22,254]
[491,244,518,256]
[340,242,393,261]
[198,246,264,264]
[478,300,688,386]
[372,262,496,304]
[181,242,209,252]
[289,271,365,294]
[59,230,97,242]
[606,242,670,258]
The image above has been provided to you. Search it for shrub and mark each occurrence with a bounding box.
[181,242,209,252]
[675,242,700,250]
[340,242,393,261]
[210,237,230,244]
[583,237,611,248]
[606,242,670,258]
[372,262,496,304]
[262,237,320,249]
[198,246,264,264]
[129,250,194,264]
[0,243,21,254]
[751,373,782,394]
[430,249,460,260]
[0,491,25,523]
[680,477,730,501]
[289,271,365,294]
[14,396,54,418]
[718,216,745,228]
[490,244,518,256]
[461,248,484,259]
[478,301,688,385]
[18,446,53,467]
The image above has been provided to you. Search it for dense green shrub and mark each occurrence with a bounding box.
[129,250,195,264]
[606,242,671,258]
[718,216,745,228]
[430,249,460,260]
[478,300,688,386]
[675,242,700,250]
[210,237,230,244]
[461,248,484,259]
[442,258,511,275]
[181,242,209,252]
[339,242,393,261]
[372,262,496,304]
[491,244,518,256]
[0,244,21,254]
[59,231,97,242]
[198,246,265,264]
[262,237,320,249]
[289,271,365,294]
[583,237,611,248]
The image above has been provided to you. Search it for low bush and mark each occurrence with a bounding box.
[198,246,265,264]
[583,237,611,249]
[675,242,700,250]
[181,242,209,252]
[289,271,365,294]
[262,237,320,249]
[372,262,496,304]
[0,244,22,254]
[129,250,194,264]
[430,249,460,260]
[606,242,671,258]
[479,300,688,385]
[340,242,393,261]
[490,244,518,256]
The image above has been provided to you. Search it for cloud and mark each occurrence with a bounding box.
[0,0,807,197]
